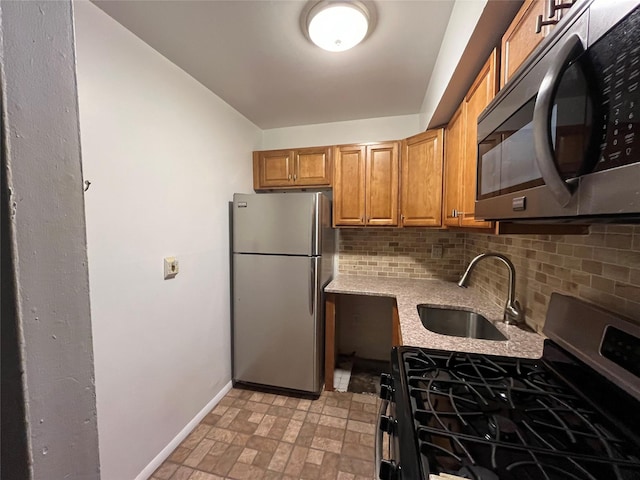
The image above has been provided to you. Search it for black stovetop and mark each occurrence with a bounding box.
[391,342,640,480]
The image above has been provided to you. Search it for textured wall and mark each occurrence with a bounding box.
[338,228,466,281]
[1,1,100,478]
[337,225,640,332]
[465,225,640,331]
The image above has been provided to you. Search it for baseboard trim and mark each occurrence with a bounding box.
[135,381,233,480]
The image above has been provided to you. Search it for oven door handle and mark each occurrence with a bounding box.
[533,33,585,207]
[374,398,389,479]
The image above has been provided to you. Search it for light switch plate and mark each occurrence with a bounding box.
[164,257,179,279]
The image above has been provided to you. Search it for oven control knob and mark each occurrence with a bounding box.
[379,459,398,480]
[379,373,394,400]
[380,384,393,401]
[379,415,396,434]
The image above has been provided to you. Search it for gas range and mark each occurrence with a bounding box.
[376,294,640,480]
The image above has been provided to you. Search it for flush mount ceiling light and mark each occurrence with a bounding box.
[305,1,371,52]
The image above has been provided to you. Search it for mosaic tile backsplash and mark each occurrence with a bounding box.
[337,225,640,331]
[337,228,466,281]
[465,225,640,330]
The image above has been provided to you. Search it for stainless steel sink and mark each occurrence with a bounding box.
[417,305,507,341]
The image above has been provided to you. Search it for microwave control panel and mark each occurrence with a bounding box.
[591,6,640,172]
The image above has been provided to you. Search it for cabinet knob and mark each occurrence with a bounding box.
[293,174,297,181]
[288,174,292,181]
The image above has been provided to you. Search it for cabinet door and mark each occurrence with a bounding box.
[443,104,465,227]
[294,147,332,186]
[461,49,498,228]
[501,0,547,88]
[401,129,443,227]
[253,150,293,189]
[333,145,366,226]
[366,142,399,226]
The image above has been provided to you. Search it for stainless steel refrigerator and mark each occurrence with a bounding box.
[232,192,334,394]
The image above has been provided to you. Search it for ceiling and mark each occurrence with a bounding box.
[92,0,456,129]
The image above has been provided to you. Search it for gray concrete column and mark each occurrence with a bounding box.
[1,0,100,478]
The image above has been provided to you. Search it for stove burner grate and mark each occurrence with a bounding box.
[417,427,640,480]
[401,349,640,480]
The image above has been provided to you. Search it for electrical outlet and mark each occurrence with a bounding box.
[431,244,443,259]
[164,257,179,279]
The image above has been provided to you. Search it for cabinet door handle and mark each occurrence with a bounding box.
[293,174,297,181]
[547,0,575,18]
[535,14,558,34]
[451,209,469,218]
[288,174,292,181]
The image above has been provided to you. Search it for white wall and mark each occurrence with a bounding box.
[418,0,487,129]
[73,2,261,479]
[261,114,421,149]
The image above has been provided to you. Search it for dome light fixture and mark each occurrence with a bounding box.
[306,1,370,52]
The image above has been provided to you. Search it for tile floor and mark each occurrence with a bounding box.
[150,387,382,480]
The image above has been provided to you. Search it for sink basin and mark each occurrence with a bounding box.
[417,305,507,341]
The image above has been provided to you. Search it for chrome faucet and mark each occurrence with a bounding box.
[458,252,523,325]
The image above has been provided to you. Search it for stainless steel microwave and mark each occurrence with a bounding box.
[476,0,640,222]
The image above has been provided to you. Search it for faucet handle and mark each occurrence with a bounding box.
[504,300,523,324]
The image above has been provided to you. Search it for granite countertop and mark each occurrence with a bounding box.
[325,275,545,359]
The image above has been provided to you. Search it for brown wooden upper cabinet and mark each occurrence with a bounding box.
[500,0,576,88]
[400,129,444,227]
[253,146,332,190]
[333,142,399,227]
[444,49,499,229]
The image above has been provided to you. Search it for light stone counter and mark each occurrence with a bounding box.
[325,274,545,359]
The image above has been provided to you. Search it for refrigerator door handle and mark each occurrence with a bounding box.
[309,258,316,316]
[311,196,318,255]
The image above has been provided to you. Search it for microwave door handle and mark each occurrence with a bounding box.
[533,34,584,207]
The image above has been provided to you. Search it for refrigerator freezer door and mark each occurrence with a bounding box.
[233,253,323,393]
[233,192,321,256]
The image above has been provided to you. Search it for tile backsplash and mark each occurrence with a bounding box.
[337,225,640,331]
[338,228,466,281]
[465,225,640,331]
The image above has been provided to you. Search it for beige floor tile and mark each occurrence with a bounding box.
[237,447,258,464]
[152,461,178,480]
[268,442,294,472]
[300,462,321,479]
[168,446,191,464]
[189,470,224,480]
[283,445,308,476]
[254,414,277,436]
[282,419,303,443]
[318,415,347,429]
[346,419,375,435]
[305,448,324,465]
[184,439,215,468]
[310,436,343,454]
[227,462,266,480]
[158,387,380,480]
[169,465,194,480]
